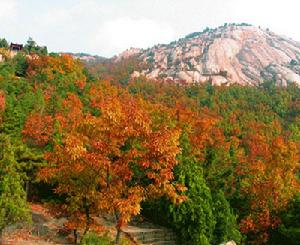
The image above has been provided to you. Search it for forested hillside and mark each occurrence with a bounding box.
[0,44,299,244]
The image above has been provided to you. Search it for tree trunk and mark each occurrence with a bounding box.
[115,227,121,245]
[25,181,30,200]
[73,229,77,245]
[80,198,91,243]
[0,229,3,245]
[106,167,110,191]
[84,200,91,232]
[115,212,121,245]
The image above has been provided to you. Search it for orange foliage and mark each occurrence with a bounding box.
[38,84,185,234]
[22,113,54,147]
[55,93,84,131]
[26,54,86,90]
[173,103,221,160]
[0,90,5,111]
[237,122,300,243]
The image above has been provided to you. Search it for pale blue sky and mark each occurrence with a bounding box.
[1,0,299,57]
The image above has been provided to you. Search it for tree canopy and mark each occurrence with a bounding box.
[0,50,299,244]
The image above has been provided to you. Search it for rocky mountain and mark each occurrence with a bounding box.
[61,52,107,63]
[118,24,300,86]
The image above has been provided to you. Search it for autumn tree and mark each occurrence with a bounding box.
[37,86,185,244]
[238,124,300,244]
[26,54,86,88]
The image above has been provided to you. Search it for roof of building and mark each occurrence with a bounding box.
[10,43,23,50]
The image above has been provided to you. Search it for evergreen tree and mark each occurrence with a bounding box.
[24,37,36,54]
[167,133,216,245]
[212,190,242,244]
[24,37,48,56]
[145,133,242,245]
[270,194,300,244]
[13,139,45,199]
[0,38,9,49]
[170,156,215,245]
[0,135,30,242]
[13,52,29,77]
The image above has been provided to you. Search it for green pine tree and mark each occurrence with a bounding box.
[212,190,242,244]
[167,132,216,245]
[0,135,31,242]
[170,158,216,245]
[0,38,9,49]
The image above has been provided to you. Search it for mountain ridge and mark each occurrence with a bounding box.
[116,23,300,86]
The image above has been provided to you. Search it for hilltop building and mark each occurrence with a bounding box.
[10,43,23,57]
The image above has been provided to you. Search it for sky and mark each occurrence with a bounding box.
[1,0,300,57]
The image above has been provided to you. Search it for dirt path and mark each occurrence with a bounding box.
[2,204,177,245]
[2,204,72,245]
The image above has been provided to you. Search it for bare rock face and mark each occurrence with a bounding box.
[117,24,300,86]
[116,47,143,62]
